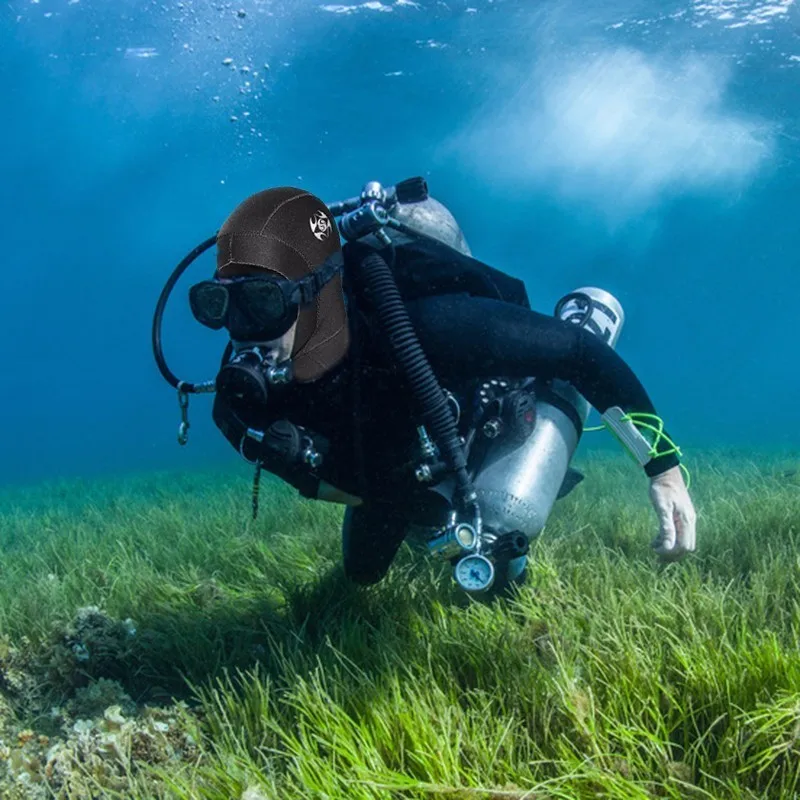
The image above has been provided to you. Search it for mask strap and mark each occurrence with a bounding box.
[292,251,344,305]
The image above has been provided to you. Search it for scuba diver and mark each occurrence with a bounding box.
[152,178,697,596]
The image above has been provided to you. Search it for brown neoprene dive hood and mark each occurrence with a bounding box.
[215,187,350,383]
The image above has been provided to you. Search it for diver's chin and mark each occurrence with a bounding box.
[230,339,291,366]
[230,320,298,362]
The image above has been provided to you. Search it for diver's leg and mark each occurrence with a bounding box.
[342,504,409,585]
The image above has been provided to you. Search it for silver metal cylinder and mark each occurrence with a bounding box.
[385,196,472,257]
[550,287,625,422]
[471,287,625,542]
[427,523,479,560]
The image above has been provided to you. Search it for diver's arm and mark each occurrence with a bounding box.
[405,293,695,559]
[569,325,680,477]
[317,481,363,506]
[532,320,681,477]
[211,393,321,499]
[563,331,695,559]
[405,294,680,477]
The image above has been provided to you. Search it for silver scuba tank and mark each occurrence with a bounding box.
[471,287,625,543]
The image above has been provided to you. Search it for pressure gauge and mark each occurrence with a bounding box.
[454,554,495,592]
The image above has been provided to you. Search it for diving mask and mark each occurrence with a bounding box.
[189,251,344,341]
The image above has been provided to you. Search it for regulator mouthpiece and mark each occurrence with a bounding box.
[216,349,294,411]
[217,351,271,408]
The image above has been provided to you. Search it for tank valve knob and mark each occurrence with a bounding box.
[394,176,429,204]
[491,532,530,560]
[483,418,503,439]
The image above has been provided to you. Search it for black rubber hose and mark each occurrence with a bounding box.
[355,251,475,509]
[152,234,218,392]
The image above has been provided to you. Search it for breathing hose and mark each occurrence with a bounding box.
[355,250,477,512]
[152,234,218,392]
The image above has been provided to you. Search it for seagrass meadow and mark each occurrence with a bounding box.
[0,450,799,799]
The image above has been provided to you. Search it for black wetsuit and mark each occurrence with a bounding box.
[212,239,680,584]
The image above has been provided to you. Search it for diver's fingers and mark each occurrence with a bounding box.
[652,501,677,556]
[676,508,697,554]
[649,466,696,562]
[658,510,696,563]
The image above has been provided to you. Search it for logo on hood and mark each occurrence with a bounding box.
[309,210,332,241]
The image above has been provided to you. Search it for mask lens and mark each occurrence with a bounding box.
[189,282,229,329]
[234,279,296,339]
[241,280,286,321]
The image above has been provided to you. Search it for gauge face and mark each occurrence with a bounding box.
[454,554,495,592]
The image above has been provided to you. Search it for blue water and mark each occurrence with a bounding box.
[1,0,798,486]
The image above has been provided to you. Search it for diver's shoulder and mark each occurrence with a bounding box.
[344,237,489,276]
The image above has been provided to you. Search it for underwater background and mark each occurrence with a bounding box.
[4,3,800,797]
[2,0,798,487]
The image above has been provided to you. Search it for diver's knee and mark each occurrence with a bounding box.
[341,504,407,585]
[343,539,400,584]
[343,541,402,585]
[343,560,391,585]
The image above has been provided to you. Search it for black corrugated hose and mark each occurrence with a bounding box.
[355,250,477,511]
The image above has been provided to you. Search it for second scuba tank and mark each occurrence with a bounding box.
[469,287,625,542]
